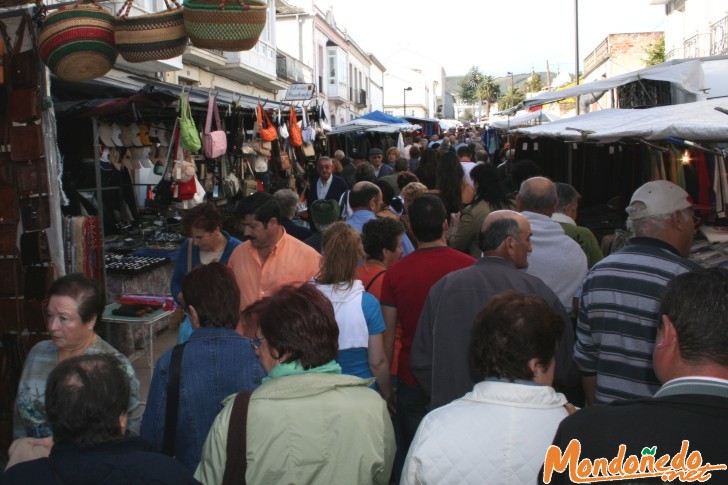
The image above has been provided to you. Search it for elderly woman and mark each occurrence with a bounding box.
[171,202,241,343]
[3,355,198,484]
[448,163,513,258]
[315,222,393,405]
[11,274,142,463]
[402,291,574,485]
[195,284,395,484]
[141,263,264,471]
[273,188,313,241]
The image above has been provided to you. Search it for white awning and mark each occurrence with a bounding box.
[514,98,728,142]
[490,109,561,129]
[522,60,705,109]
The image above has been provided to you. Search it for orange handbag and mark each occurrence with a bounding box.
[257,105,277,142]
[288,106,302,147]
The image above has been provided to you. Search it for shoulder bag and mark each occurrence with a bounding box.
[204,95,227,159]
[221,390,253,485]
[257,105,277,142]
[179,93,201,153]
[288,106,302,148]
[162,341,189,456]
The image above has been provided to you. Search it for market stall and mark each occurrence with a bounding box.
[328,110,421,158]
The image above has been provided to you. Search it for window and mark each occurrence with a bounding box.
[328,49,336,84]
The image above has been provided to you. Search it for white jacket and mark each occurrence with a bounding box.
[521,211,587,313]
[401,380,569,485]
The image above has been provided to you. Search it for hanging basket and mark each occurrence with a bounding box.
[39,3,117,81]
[114,0,188,63]
[183,0,267,52]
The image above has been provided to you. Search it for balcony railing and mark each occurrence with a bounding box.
[358,89,367,107]
[683,33,711,58]
[711,15,728,56]
[666,47,684,60]
[276,51,310,84]
[583,38,610,76]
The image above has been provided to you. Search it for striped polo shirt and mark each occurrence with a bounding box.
[574,237,701,404]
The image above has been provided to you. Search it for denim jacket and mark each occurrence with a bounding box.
[141,327,265,471]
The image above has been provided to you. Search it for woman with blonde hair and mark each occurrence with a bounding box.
[315,222,393,407]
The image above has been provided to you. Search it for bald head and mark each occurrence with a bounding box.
[517,177,558,216]
[350,181,382,211]
[479,210,532,268]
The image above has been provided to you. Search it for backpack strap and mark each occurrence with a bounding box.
[162,341,188,456]
[222,390,253,485]
[365,269,387,292]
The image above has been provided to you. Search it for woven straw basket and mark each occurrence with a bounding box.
[39,3,117,81]
[183,0,267,52]
[114,0,188,63]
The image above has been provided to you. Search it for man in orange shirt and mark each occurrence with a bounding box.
[227,192,321,336]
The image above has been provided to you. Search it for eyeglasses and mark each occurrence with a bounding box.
[692,215,701,228]
[250,336,265,350]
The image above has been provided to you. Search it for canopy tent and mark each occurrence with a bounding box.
[490,109,561,129]
[514,98,728,142]
[330,110,421,134]
[522,60,705,109]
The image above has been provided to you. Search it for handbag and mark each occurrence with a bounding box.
[8,87,41,123]
[252,140,271,157]
[0,257,22,297]
[301,108,315,145]
[171,177,197,200]
[301,143,315,158]
[15,160,48,198]
[10,123,44,162]
[222,171,241,198]
[11,13,40,89]
[179,93,201,153]
[257,105,277,142]
[288,106,302,147]
[0,186,18,222]
[19,195,51,231]
[204,95,227,159]
[276,141,291,171]
[0,222,17,255]
[19,230,50,265]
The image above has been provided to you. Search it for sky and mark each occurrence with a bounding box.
[317,0,667,77]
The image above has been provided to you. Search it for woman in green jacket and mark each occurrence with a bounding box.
[195,283,395,485]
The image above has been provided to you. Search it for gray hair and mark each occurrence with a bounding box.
[518,179,557,213]
[555,182,580,213]
[479,218,520,253]
[273,188,299,219]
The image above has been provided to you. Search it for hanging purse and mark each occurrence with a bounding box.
[204,95,227,159]
[0,186,18,222]
[301,107,315,145]
[0,257,22,297]
[179,92,201,153]
[277,107,289,139]
[0,221,18,254]
[19,230,50,265]
[288,106,303,147]
[15,160,48,198]
[276,140,291,171]
[8,87,41,123]
[19,195,51,231]
[257,105,277,142]
[11,12,40,89]
[10,122,44,162]
[252,139,271,157]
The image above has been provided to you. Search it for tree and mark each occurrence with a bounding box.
[498,86,526,110]
[476,75,500,119]
[458,66,482,105]
[523,72,543,93]
[644,36,665,66]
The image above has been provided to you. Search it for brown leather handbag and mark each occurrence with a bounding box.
[10,13,39,90]
[20,195,50,231]
[0,154,14,187]
[15,160,48,198]
[0,186,18,222]
[0,222,17,255]
[0,298,23,333]
[8,87,41,123]
[20,230,49,265]
[10,123,44,161]
[0,257,22,297]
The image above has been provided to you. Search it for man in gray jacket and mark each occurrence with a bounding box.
[411,210,581,410]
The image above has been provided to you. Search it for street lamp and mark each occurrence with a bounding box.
[403,87,412,117]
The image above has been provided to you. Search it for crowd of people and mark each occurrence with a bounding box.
[4,127,728,484]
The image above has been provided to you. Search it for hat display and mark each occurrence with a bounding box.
[111,123,124,147]
[98,123,115,147]
[138,123,152,146]
[310,199,340,227]
[628,180,692,220]
[109,148,121,171]
[120,125,134,148]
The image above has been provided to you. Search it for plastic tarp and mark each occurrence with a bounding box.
[490,109,561,129]
[514,98,728,142]
[330,110,421,134]
[522,60,705,109]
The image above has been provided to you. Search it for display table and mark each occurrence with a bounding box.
[102,303,173,367]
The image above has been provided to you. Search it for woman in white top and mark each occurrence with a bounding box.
[402,291,575,485]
